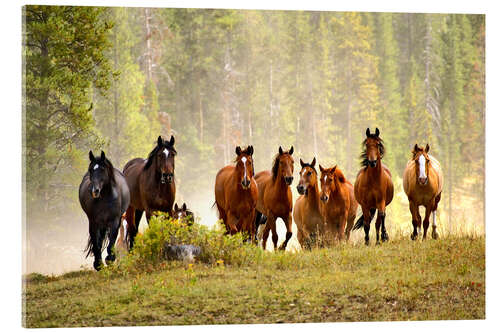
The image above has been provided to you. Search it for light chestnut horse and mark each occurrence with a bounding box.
[214,146,258,240]
[319,165,358,244]
[353,128,394,245]
[293,158,324,249]
[255,146,294,250]
[403,144,443,240]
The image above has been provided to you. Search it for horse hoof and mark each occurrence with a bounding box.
[365,240,369,246]
[432,230,439,240]
[93,261,103,271]
[411,233,417,241]
[376,241,381,246]
[381,233,389,242]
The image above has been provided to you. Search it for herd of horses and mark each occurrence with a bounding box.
[79,128,443,271]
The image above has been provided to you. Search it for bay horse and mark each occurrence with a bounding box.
[403,144,443,240]
[255,146,294,251]
[173,202,195,226]
[123,135,176,249]
[293,157,324,249]
[319,164,358,244]
[214,146,258,239]
[353,128,394,245]
[78,151,130,270]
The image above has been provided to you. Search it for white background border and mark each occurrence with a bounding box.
[3,0,497,332]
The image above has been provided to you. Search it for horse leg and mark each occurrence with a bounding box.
[362,207,373,246]
[105,217,120,265]
[410,201,420,241]
[422,203,432,240]
[226,211,239,235]
[375,212,382,245]
[432,194,441,239]
[92,227,103,271]
[279,213,293,251]
[270,218,279,250]
[129,209,143,250]
[379,204,389,242]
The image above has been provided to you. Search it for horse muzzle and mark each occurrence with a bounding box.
[320,194,328,202]
[91,188,100,199]
[297,184,305,195]
[418,177,428,185]
[285,176,294,185]
[368,159,377,168]
[241,178,251,189]
[161,173,174,184]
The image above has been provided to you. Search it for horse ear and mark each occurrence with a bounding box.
[247,145,254,155]
[319,164,324,173]
[169,135,175,146]
[375,128,380,137]
[300,158,305,168]
[289,146,294,155]
[182,203,187,210]
[366,128,371,137]
[332,165,337,172]
[279,146,283,155]
[157,136,163,146]
[174,203,178,211]
[101,151,105,161]
[89,150,95,162]
[425,144,430,153]
[311,157,316,168]
[235,146,242,156]
[413,143,419,153]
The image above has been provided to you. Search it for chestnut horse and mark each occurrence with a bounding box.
[319,164,358,243]
[214,146,258,239]
[403,144,443,240]
[353,128,394,245]
[123,135,176,249]
[293,157,324,249]
[255,146,294,250]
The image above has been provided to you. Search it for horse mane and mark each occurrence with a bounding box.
[144,143,177,170]
[333,168,346,183]
[360,137,385,167]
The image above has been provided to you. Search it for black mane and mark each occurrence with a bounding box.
[144,142,177,170]
[360,136,385,167]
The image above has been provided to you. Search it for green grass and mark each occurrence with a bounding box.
[23,235,484,327]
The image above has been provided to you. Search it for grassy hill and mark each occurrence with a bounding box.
[23,234,484,327]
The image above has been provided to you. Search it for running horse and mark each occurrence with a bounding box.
[214,146,258,239]
[79,151,130,270]
[403,144,443,240]
[123,135,177,249]
[293,157,324,249]
[319,164,358,244]
[353,128,394,245]
[255,146,294,251]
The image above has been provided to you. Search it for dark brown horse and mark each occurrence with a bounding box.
[403,144,443,240]
[173,202,195,226]
[353,128,394,245]
[255,146,294,250]
[293,157,324,249]
[78,151,130,270]
[319,164,358,243]
[214,146,258,239]
[123,135,176,249]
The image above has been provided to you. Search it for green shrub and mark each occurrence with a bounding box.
[118,212,264,271]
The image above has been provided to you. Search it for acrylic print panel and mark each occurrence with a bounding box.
[22,4,485,327]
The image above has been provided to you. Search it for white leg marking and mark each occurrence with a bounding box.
[432,211,437,228]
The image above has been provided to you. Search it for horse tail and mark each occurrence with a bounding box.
[84,235,93,258]
[352,215,365,231]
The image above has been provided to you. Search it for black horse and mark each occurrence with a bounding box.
[79,151,130,270]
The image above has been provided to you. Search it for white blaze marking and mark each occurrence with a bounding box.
[324,175,327,182]
[163,148,169,158]
[418,155,426,179]
[241,157,248,178]
[93,164,99,170]
[122,219,127,240]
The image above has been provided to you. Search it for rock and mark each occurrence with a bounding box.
[163,244,201,263]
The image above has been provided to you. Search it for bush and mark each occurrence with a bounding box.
[118,212,264,271]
